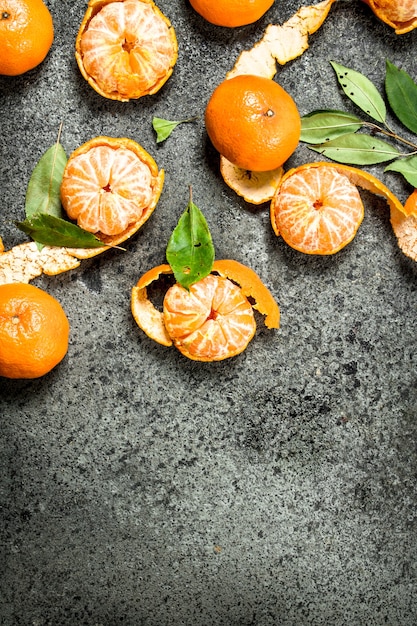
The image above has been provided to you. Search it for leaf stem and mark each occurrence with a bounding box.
[364,121,417,151]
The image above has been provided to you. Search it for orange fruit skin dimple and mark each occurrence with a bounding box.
[75,0,178,101]
[189,0,274,27]
[0,283,69,379]
[271,164,365,255]
[205,74,301,172]
[0,0,54,76]
[163,274,257,362]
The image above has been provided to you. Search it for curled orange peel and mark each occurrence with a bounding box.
[226,0,337,80]
[131,260,280,349]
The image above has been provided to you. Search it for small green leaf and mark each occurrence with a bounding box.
[385,60,417,135]
[300,110,362,144]
[310,133,400,165]
[166,192,215,290]
[330,61,386,124]
[16,214,106,249]
[152,116,198,143]
[385,155,417,187]
[25,143,67,219]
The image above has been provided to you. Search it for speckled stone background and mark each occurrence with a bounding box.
[1,1,417,624]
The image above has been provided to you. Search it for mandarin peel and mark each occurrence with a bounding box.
[226,0,337,81]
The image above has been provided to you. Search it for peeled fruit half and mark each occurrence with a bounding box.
[362,0,417,34]
[75,0,178,101]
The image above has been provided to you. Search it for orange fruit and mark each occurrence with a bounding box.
[188,0,274,27]
[271,163,365,255]
[60,136,164,241]
[205,74,301,172]
[131,260,279,361]
[0,0,54,76]
[75,0,178,101]
[0,283,69,379]
[363,0,417,34]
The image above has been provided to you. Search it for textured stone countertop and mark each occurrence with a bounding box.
[1,1,416,624]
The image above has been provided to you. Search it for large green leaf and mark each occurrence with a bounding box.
[300,110,362,144]
[385,155,417,187]
[385,60,417,135]
[330,61,386,124]
[25,143,67,218]
[16,214,106,249]
[166,195,215,290]
[310,133,400,165]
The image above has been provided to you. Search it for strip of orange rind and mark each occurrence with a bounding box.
[226,0,337,80]
[131,264,173,346]
[212,259,280,329]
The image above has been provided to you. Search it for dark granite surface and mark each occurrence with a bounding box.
[1,0,417,624]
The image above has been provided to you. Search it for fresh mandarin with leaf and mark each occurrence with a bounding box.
[75,0,178,101]
[60,136,164,241]
[189,0,274,27]
[0,283,69,379]
[131,261,279,362]
[131,194,279,361]
[0,0,54,76]
[205,74,301,172]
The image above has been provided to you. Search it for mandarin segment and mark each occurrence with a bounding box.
[75,0,178,101]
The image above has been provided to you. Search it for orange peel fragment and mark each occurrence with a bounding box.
[220,156,284,205]
[362,0,417,34]
[226,0,337,80]
[390,189,417,261]
[131,260,280,358]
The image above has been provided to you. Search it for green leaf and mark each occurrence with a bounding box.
[330,61,386,124]
[152,116,198,143]
[300,110,362,144]
[385,155,417,187]
[16,214,106,249]
[166,193,215,290]
[385,60,417,135]
[25,142,67,219]
[310,133,400,165]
